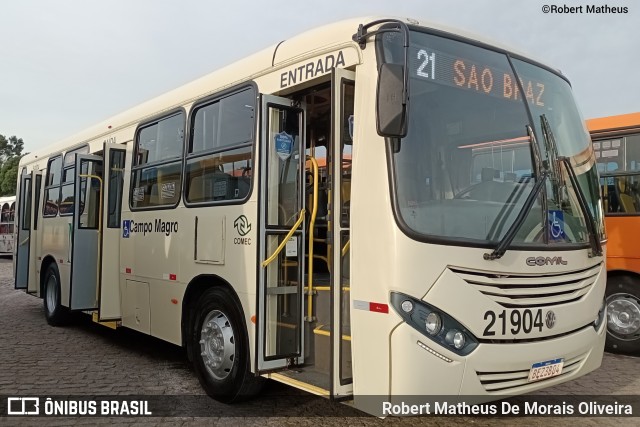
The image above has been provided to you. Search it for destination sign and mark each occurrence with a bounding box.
[410,46,545,106]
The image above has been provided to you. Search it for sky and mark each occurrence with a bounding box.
[0,0,637,153]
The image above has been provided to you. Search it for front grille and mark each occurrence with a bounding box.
[451,263,602,308]
[476,352,587,393]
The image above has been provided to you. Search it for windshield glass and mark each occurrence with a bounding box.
[380,30,604,246]
[511,59,605,241]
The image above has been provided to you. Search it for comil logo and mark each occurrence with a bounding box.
[526,256,568,266]
[7,397,39,415]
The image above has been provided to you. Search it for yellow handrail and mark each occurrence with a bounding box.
[262,209,306,267]
[306,156,319,320]
[341,239,350,257]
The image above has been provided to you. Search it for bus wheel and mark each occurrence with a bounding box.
[605,275,640,354]
[190,287,263,403]
[43,263,70,326]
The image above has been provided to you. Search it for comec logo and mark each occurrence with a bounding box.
[526,256,568,266]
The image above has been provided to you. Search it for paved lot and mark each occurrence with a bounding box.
[1,257,639,426]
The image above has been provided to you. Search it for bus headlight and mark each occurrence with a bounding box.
[425,312,442,336]
[594,298,606,331]
[445,330,466,349]
[390,291,479,356]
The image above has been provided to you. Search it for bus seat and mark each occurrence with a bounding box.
[617,178,636,212]
[620,194,635,213]
[236,176,250,199]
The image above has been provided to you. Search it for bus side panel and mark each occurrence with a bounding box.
[41,218,72,306]
[605,216,640,273]
[120,209,182,341]
[174,202,259,360]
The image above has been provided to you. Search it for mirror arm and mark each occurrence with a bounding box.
[353,19,410,106]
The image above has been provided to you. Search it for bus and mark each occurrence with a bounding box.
[14,17,606,413]
[0,196,15,256]
[588,112,640,354]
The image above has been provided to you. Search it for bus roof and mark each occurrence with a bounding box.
[21,16,559,165]
[586,112,640,133]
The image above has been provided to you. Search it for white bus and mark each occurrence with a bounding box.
[14,17,606,413]
[0,196,15,256]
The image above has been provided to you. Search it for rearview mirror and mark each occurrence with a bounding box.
[376,63,407,138]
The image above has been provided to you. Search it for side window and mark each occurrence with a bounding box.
[185,87,255,204]
[43,156,62,217]
[59,146,89,215]
[596,133,640,215]
[130,112,185,209]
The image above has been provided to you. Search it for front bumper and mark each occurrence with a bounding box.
[390,319,606,395]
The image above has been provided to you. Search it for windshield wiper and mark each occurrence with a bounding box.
[540,114,603,257]
[484,126,546,261]
[558,156,603,257]
[483,172,547,260]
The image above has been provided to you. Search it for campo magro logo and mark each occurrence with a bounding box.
[234,215,251,236]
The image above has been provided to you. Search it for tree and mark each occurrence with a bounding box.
[0,134,25,196]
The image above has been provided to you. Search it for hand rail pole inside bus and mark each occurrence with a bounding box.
[262,209,306,267]
[341,239,350,257]
[306,156,319,321]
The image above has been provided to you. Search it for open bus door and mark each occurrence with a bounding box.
[257,95,307,372]
[28,170,42,294]
[330,68,355,398]
[15,172,34,290]
[98,143,126,320]
[69,154,103,310]
[69,146,124,317]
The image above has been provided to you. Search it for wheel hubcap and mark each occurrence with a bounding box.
[607,293,640,339]
[46,275,58,315]
[199,310,235,380]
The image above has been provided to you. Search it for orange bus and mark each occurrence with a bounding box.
[588,112,640,354]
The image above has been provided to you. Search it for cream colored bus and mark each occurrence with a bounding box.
[14,17,606,413]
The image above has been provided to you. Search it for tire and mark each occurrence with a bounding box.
[43,263,71,326]
[189,287,264,403]
[605,275,640,354]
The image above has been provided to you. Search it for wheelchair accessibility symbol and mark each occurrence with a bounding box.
[549,210,565,241]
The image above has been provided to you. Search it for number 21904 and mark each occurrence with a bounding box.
[483,309,544,336]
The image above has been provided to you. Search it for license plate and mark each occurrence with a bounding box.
[528,358,564,382]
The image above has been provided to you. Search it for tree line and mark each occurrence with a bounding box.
[0,134,25,196]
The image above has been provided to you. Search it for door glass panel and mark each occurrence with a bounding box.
[339,231,352,383]
[340,82,355,227]
[78,160,103,230]
[107,150,126,228]
[263,233,301,359]
[33,176,41,230]
[266,106,301,227]
[21,178,32,230]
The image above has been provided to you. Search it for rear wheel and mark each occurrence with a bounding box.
[605,275,640,354]
[189,287,263,402]
[43,263,71,326]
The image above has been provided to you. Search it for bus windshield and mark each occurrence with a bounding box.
[380,29,604,247]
